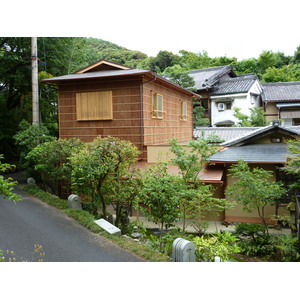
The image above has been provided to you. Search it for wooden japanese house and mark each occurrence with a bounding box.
[43,60,200,160]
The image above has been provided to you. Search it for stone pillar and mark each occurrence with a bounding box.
[172,238,195,262]
[67,194,82,210]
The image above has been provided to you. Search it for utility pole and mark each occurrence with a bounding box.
[31,37,39,125]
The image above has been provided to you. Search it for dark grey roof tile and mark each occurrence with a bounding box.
[209,143,289,163]
[211,74,258,95]
[188,66,234,90]
[261,81,300,101]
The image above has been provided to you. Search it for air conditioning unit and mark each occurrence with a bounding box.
[217,103,226,111]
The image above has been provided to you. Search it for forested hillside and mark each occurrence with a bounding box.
[1,37,300,163]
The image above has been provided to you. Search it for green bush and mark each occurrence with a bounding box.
[13,121,55,173]
[193,232,240,262]
[25,138,84,197]
[238,234,300,261]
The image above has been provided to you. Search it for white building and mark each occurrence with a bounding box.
[210,74,262,127]
[188,66,262,127]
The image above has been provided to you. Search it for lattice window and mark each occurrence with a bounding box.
[152,93,164,119]
[180,101,187,120]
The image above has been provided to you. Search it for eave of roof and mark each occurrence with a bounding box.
[188,65,235,91]
[208,143,290,164]
[131,162,224,183]
[221,124,300,147]
[193,127,259,143]
[211,74,258,96]
[42,69,201,98]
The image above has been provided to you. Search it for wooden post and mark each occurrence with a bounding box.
[31,37,39,125]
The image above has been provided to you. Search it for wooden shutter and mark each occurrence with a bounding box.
[76,91,112,120]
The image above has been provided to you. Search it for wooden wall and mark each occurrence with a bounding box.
[143,80,194,146]
[57,76,194,160]
[58,78,143,150]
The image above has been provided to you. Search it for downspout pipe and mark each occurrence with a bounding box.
[139,74,157,160]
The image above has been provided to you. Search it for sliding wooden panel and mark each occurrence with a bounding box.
[76,91,112,120]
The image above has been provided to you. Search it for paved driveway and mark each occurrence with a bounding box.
[0,185,144,262]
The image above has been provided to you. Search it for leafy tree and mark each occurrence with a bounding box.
[0,154,21,202]
[233,107,266,127]
[102,167,142,231]
[282,137,300,190]
[193,102,209,127]
[139,163,181,250]
[235,58,258,75]
[25,138,84,196]
[293,45,300,63]
[169,136,230,234]
[136,56,160,73]
[163,64,195,90]
[70,137,140,219]
[261,64,300,82]
[226,160,286,233]
[210,56,237,68]
[257,50,292,76]
[179,50,212,70]
[13,121,55,171]
[154,50,180,73]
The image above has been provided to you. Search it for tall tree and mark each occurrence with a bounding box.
[169,137,230,234]
[70,137,140,219]
[226,160,286,233]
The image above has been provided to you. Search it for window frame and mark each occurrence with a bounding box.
[152,92,164,119]
[180,101,187,121]
[76,90,113,121]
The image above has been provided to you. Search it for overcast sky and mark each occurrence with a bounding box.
[4,0,300,60]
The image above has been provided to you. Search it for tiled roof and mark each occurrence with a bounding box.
[188,66,235,91]
[208,143,290,163]
[222,125,300,146]
[211,74,258,95]
[194,127,260,142]
[194,125,300,144]
[42,69,200,98]
[261,81,300,102]
[131,161,224,183]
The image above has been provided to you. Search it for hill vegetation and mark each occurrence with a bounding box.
[0,37,300,163]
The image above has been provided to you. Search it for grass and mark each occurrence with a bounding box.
[22,184,171,262]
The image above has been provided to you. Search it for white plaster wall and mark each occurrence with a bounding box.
[211,80,262,126]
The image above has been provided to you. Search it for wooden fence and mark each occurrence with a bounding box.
[296,195,300,252]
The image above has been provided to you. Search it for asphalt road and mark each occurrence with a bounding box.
[0,184,144,262]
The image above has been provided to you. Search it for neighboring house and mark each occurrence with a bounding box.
[207,121,300,224]
[261,81,300,126]
[43,60,200,160]
[188,66,261,127]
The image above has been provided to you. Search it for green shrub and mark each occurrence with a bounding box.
[235,223,267,243]
[13,121,55,173]
[271,234,300,262]
[193,232,240,262]
[25,138,84,197]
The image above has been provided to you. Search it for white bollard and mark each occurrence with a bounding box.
[214,256,221,262]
